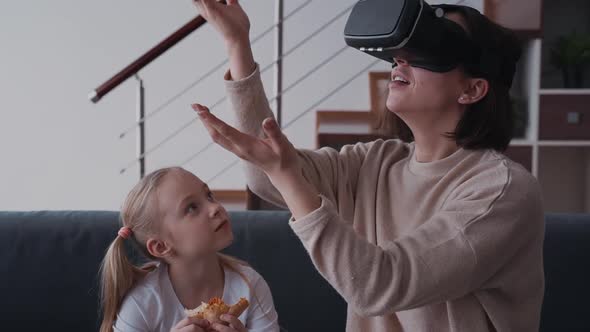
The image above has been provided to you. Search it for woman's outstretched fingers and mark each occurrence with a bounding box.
[192,103,261,161]
[192,104,236,151]
[192,103,212,119]
[262,117,291,153]
[193,104,245,145]
[262,117,281,139]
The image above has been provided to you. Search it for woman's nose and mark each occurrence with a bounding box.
[393,57,409,67]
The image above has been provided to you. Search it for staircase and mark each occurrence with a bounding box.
[88,0,538,211]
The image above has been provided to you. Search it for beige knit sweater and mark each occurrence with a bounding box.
[224,65,545,332]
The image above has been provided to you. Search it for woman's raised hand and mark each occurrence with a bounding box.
[193,0,250,45]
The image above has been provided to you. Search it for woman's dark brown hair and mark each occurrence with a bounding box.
[377,6,523,152]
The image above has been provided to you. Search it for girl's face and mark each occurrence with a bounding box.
[155,169,233,261]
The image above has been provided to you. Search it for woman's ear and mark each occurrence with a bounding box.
[146,238,173,259]
[458,78,489,105]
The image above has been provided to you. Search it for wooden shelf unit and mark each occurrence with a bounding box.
[315,25,590,213]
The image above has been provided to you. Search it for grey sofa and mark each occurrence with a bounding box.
[0,211,588,331]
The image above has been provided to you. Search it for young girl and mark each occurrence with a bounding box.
[99,167,280,332]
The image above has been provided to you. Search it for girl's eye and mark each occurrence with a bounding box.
[207,191,215,202]
[186,202,198,214]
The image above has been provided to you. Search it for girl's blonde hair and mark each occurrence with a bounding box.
[98,167,258,332]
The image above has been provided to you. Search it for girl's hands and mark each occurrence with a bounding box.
[193,0,250,46]
[210,314,247,332]
[192,104,301,180]
[171,317,210,332]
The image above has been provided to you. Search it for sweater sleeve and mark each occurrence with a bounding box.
[224,65,378,209]
[288,164,544,316]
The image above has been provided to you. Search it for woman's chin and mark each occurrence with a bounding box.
[386,99,407,115]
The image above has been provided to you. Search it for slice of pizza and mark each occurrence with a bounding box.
[185,297,249,324]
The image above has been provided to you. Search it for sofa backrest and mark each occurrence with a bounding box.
[1,211,589,332]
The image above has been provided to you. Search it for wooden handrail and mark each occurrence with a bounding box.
[89,1,226,103]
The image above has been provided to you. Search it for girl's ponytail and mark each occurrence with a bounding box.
[99,235,155,332]
[99,167,177,331]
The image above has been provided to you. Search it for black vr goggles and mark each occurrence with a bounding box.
[344,0,512,86]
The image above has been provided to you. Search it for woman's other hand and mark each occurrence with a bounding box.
[193,0,250,46]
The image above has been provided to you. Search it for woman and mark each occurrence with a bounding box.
[192,0,544,331]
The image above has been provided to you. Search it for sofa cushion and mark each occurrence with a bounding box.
[541,213,590,331]
[0,211,119,331]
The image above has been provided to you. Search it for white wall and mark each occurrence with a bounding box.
[0,0,481,211]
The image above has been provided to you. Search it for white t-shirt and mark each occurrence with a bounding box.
[113,262,280,332]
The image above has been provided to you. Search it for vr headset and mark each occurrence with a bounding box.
[344,0,511,86]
